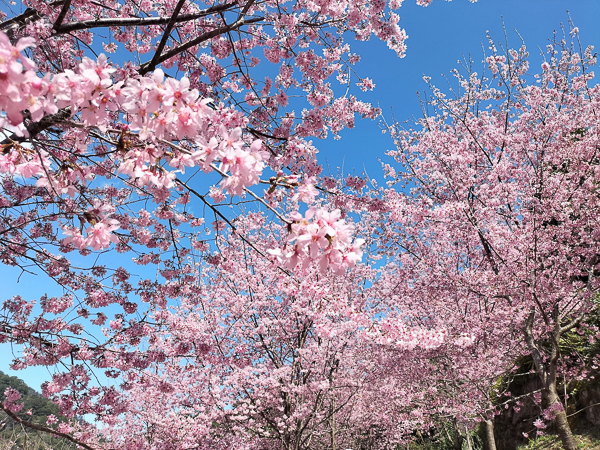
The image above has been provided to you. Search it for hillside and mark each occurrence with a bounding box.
[0,371,74,450]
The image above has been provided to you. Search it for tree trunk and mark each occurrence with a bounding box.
[484,419,496,450]
[464,425,474,450]
[547,389,577,450]
[329,401,337,450]
[453,421,464,450]
[522,309,580,450]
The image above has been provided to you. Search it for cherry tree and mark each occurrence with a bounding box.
[380,29,600,450]
[86,215,422,450]
[0,0,480,447]
[0,0,459,297]
[2,203,447,450]
[350,219,524,450]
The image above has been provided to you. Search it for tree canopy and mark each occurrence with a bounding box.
[0,0,598,449]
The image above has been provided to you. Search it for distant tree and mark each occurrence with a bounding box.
[381,28,600,450]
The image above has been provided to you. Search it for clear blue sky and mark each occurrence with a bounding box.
[320,0,600,179]
[2,0,600,391]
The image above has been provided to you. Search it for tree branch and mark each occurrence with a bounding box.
[146,0,187,73]
[523,307,547,386]
[560,312,585,335]
[52,0,72,30]
[54,3,235,35]
[0,402,97,450]
[1,107,71,145]
[138,16,263,75]
[0,1,65,31]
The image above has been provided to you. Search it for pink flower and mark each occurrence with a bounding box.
[62,227,87,250]
[193,137,220,171]
[162,76,197,106]
[357,78,375,91]
[3,387,23,413]
[296,223,329,257]
[84,219,120,251]
[293,177,319,204]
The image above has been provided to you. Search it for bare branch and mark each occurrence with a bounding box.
[146,0,188,73]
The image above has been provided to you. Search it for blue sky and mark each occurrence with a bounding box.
[320,0,600,178]
[2,0,600,391]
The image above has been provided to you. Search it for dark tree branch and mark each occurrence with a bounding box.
[139,16,264,75]
[0,1,65,31]
[478,231,498,275]
[146,0,188,73]
[0,402,98,450]
[52,0,72,30]
[54,3,235,35]
[1,107,71,145]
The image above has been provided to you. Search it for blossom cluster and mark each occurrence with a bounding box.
[0,31,270,252]
[0,32,265,197]
[3,387,23,413]
[269,207,365,274]
[60,202,120,251]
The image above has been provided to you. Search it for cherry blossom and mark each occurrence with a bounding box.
[380,30,600,450]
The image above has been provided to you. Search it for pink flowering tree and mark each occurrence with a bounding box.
[0,0,451,286]
[342,201,526,449]
[380,29,600,450]
[87,214,430,450]
[2,203,447,449]
[0,0,475,447]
